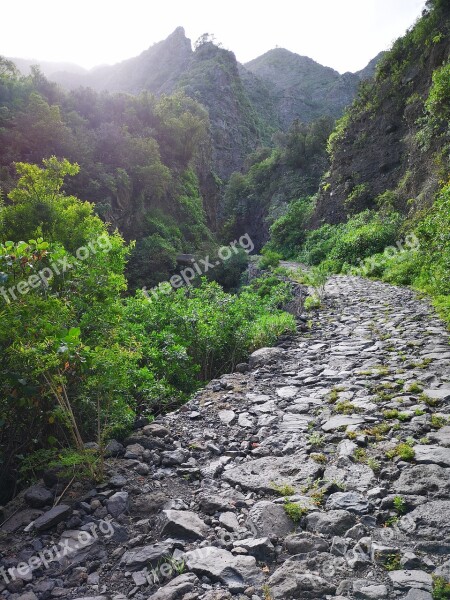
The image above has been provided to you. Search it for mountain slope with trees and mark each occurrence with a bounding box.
[12,29,381,178]
[266,0,450,324]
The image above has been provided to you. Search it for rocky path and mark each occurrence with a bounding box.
[2,276,450,600]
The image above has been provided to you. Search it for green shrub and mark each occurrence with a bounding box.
[259,249,282,270]
[330,211,402,265]
[304,295,321,311]
[298,223,343,265]
[284,502,309,523]
[269,197,314,258]
[433,576,450,600]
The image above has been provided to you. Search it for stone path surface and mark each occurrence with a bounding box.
[1,276,450,600]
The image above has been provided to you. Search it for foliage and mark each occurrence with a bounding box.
[433,577,450,600]
[386,443,415,461]
[268,197,314,258]
[284,502,308,523]
[327,182,450,327]
[304,295,321,311]
[270,482,295,496]
[327,112,351,157]
[297,264,329,301]
[0,65,214,291]
[222,117,333,248]
[0,159,295,497]
[295,211,402,271]
[259,248,282,270]
[393,495,407,515]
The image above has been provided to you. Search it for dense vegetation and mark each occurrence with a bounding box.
[267,0,450,326]
[0,58,223,291]
[222,116,334,250]
[0,157,295,499]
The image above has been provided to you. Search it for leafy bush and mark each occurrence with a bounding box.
[268,197,314,258]
[425,61,450,129]
[298,223,344,265]
[0,159,296,496]
[259,249,282,270]
[298,211,401,271]
[330,211,402,265]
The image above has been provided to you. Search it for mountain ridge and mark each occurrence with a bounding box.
[9,29,382,177]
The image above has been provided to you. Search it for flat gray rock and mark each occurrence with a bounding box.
[304,509,357,536]
[147,573,198,600]
[322,415,366,432]
[120,541,174,570]
[248,501,296,538]
[434,559,450,582]
[160,510,208,540]
[269,561,336,599]
[284,532,329,554]
[222,454,321,493]
[423,388,450,401]
[277,386,299,399]
[413,445,450,467]
[404,591,433,600]
[428,426,450,447]
[232,537,275,561]
[106,491,129,517]
[219,511,240,532]
[238,412,254,428]
[183,546,263,592]
[353,579,389,599]
[324,460,375,491]
[326,491,370,514]
[1,509,44,533]
[388,570,432,592]
[218,410,236,425]
[72,597,108,600]
[33,504,72,532]
[407,501,450,534]
[394,464,450,496]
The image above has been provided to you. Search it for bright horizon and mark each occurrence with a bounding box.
[2,0,426,74]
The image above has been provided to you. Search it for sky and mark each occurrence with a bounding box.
[1,0,427,74]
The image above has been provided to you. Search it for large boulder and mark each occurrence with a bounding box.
[394,464,450,496]
[413,445,450,468]
[223,454,322,493]
[147,573,198,600]
[120,542,174,571]
[183,547,263,592]
[24,485,54,508]
[304,510,357,536]
[269,561,336,599]
[249,347,284,368]
[248,501,296,539]
[33,505,72,532]
[159,510,209,540]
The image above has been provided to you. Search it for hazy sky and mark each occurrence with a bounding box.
[2,0,426,73]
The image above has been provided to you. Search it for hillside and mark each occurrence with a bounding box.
[313,3,450,224]
[13,29,381,179]
[265,0,450,327]
[245,48,383,128]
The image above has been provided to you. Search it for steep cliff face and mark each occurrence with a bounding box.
[244,49,382,129]
[178,42,268,179]
[312,2,450,226]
